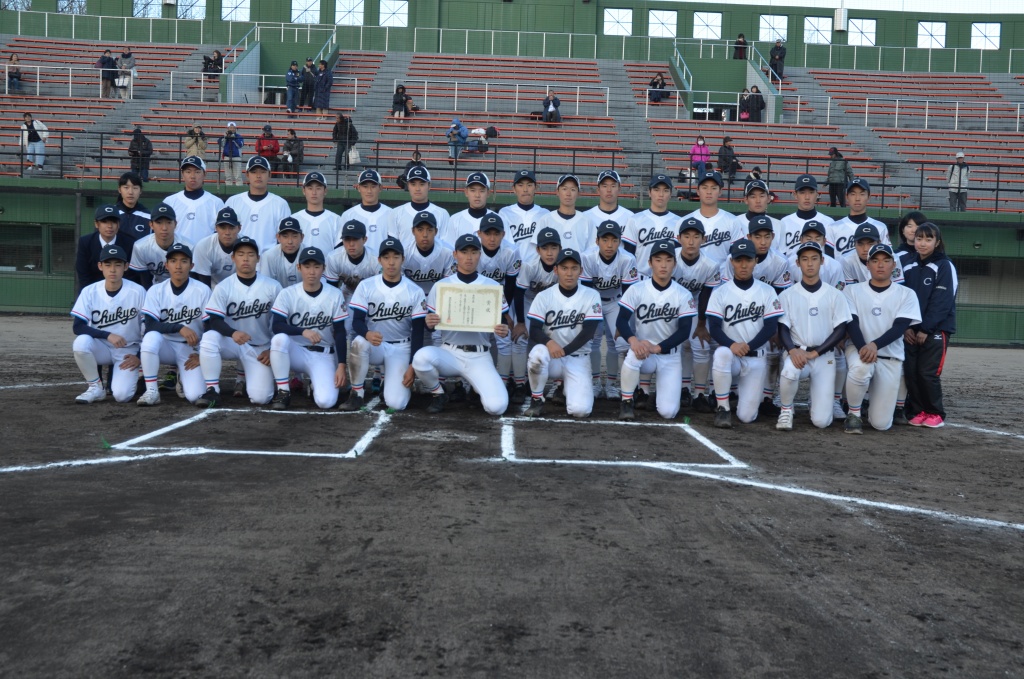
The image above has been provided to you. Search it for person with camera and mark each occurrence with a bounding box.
[282,129,304,181]
[220,122,245,186]
[184,124,207,158]
[445,118,468,164]
[202,50,224,81]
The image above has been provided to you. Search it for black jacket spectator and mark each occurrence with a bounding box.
[769,42,787,80]
[75,232,135,293]
[733,34,747,60]
[748,87,766,123]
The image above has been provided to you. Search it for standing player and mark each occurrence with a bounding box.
[728,179,784,252]
[706,239,784,428]
[196,236,282,407]
[339,169,391,256]
[841,224,905,285]
[533,174,593,249]
[268,247,348,410]
[341,237,428,412]
[827,178,891,257]
[291,171,342,253]
[411,233,512,416]
[498,169,549,259]
[128,202,192,288]
[162,156,224,246]
[386,166,452,248]
[192,207,241,286]
[778,175,834,258]
[775,241,851,430]
[70,244,146,403]
[449,172,493,240]
[841,243,921,433]
[617,240,697,420]
[524,247,603,418]
[583,170,633,236]
[225,156,292,252]
[475,213,523,399]
[259,217,304,288]
[512,227,562,401]
[680,170,736,264]
[136,243,212,406]
[622,174,680,277]
[402,212,456,297]
[326,219,382,313]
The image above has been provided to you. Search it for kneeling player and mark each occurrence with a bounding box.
[617,240,696,420]
[70,245,146,403]
[269,247,348,410]
[341,237,427,412]
[706,239,784,427]
[137,244,212,405]
[775,242,851,429]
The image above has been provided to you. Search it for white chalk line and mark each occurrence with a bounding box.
[0,381,79,390]
[946,422,1024,442]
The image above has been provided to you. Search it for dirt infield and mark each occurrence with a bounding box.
[1,316,1022,677]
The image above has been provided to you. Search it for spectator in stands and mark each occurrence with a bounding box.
[20,112,47,173]
[285,60,302,116]
[282,129,304,180]
[689,135,711,178]
[896,211,927,262]
[827,147,854,208]
[332,113,359,171]
[128,127,153,183]
[392,85,412,119]
[542,91,562,124]
[397,150,424,190]
[733,34,748,60]
[300,57,316,111]
[116,47,135,101]
[748,86,766,123]
[184,124,207,158]
[946,152,969,212]
[202,49,224,81]
[648,73,667,103]
[7,54,22,93]
[115,171,151,241]
[446,118,468,164]
[255,124,282,176]
[220,122,245,186]
[738,88,752,122]
[96,49,118,99]
[717,136,741,186]
[313,59,333,120]
[770,39,787,82]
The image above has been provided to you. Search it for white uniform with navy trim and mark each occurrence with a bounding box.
[619,279,697,418]
[448,209,487,241]
[498,203,549,259]
[199,273,282,404]
[582,247,638,375]
[779,211,835,258]
[532,211,594,250]
[729,212,785,252]
[140,277,211,402]
[192,234,236,285]
[387,202,453,249]
[347,275,428,410]
[225,192,292,253]
[674,250,724,389]
[720,250,794,291]
[828,216,891,257]
[622,209,681,277]
[527,283,604,417]
[584,205,633,236]
[681,208,737,263]
[128,234,193,285]
[292,208,343,254]
[841,250,905,286]
[787,252,845,291]
[162,189,224,245]
[403,244,456,297]
[259,246,301,288]
[478,241,522,363]
[71,280,146,402]
[325,249,381,334]
[339,203,392,255]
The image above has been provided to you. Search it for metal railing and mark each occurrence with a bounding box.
[857,97,1024,132]
[392,79,609,116]
[671,46,694,92]
[166,69,358,108]
[6,10,209,44]
[3,63,136,98]
[412,27,598,59]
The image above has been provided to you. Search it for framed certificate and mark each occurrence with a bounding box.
[434,283,503,332]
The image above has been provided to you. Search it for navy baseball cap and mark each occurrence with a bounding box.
[278,217,302,234]
[302,171,326,186]
[795,241,824,257]
[596,220,621,238]
[698,170,724,187]
[413,211,437,229]
[94,204,119,221]
[246,156,271,172]
[290,60,298,66]
[151,202,176,221]
[597,169,621,184]
[454,233,482,251]
[166,242,193,259]
[379,238,404,257]
[868,243,895,259]
[180,155,206,171]
[801,220,827,236]
[466,171,490,188]
[479,213,504,232]
[216,207,241,227]
[536,228,560,247]
[794,174,818,191]
[854,224,880,242]
[406,166,431,183]
[745,179,769,195]
[513,169,536,184]
[341,219,367,239]
[357,169,382,185]
[846,177,871,194]
[98,244,128,262]
[678,216,706,235]
[557,173,580,188]
[729,238,757,259]
[232,236,259,253]
[748,215,774,234]
[555,247,582,265]
[649,174,673,190]
[299,246,325,265]
[648,240,676,258]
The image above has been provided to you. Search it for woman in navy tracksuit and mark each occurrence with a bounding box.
[902,222,957,428]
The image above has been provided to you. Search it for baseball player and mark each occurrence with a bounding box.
[339,169,392,256]
[512,226,562,402]
[196,236,282,407]
[532,174,593,249]
[728,179,784,252]
[341,237,428,412]
[268,247,348,410]
[841,224,905,286]
[70,244,146,403]
[192,207,241,287]
[622,174,681,278]
[326,219,382,308]
[498,169,549,259]
[841,243,922,433]
[475,213,524,399]
[775,241,852,429]
[225,156,292,252]
[386,166,453,248]
[706,238,784,428]
[449,172,493,240]
[778,174,835,258]
[291,171,342,253]
[116,171,151,241]
[617,240,697,420]
[136,243,212,406]
[402,211,456,297]
[162,156,224,245]
[581,220,638,399]
[827,178,891,257]
[76,204,136,293]
[679,171,736,265]
[411,233,512,416]
[259,217,304,288]
[583,170,633,237]
[524,247,603,418]
[128,202,193,289]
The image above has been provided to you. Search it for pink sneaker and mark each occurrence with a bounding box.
[908,412,929,427]
[922,414,945,428]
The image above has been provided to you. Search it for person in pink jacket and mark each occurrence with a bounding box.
[690,135,712,177]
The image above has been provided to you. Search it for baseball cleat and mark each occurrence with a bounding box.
[843,413,863,434]
[160,370,178,391]
[232,378,246,398]
[370,375,382,395]
[892,407,909,426]
[338,392,363,412]
[758,397,781,418]
[511,383,528,405]
[833,399,847,419]
[775,410,793,430]
[908,412,928,427]
[270,389,291,410]
[448,382,467,403]
[426,392,448,414]
[922,414,945,428]
[196,387,221,408]
[549,384,566,405]
[619,399,635,421]
[605,383,620,400]
[467,388,482,408]
[593,381,606,400]
[75,384,106,404]
[728,391,738,407]
[633,387,650,410]
[679,388,693,409]
[713,406,733,429]
[136,390,161,407]
[692,394,713,413]
[524,397,545,418]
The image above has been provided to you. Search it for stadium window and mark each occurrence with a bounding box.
[918,22,945,49]
[603,8,633,37]
[133,0,161,18]
[648,10,677,39]
[221,0,249,21]
[379,0,407,28]
[848,18,876,47]
[804,17,832,45]
[692,12,721,40]
[177,0,206,20]
[759,15,788,43]
[1,0,32,10]
[972,23,1000,50]
[56,0,86,13]
[336,0,363,26]
[291,0,319,24]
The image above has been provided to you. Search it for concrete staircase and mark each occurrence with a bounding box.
[596,58,667,188]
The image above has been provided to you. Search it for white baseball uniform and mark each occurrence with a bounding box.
[259,245,301,289]
[191,234,237,286]
[584,205,633,236]
[225,192,292,253]
[162,189,224,245]
[140,277,212,402]
[779,211,835,258]
[70,279,147,402]
[448,208,488,241]
[622,210,681,277]
[498,202,549,260]
[128,234,194,285]
[325,249,382,334]
[387,202,453,249]
[582,247,639,380]
[719,249,794,291]
[841,250,905,286]
[680,207,736,263]
[532,211,594,250]
[674,250,724,395]
[339,202,392,255]
[828,216,891,257]
[478,240,522,374]
[403,243,456,297]
[292,208,343,254]
[787,252,845,291]
[729,212,785,252]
